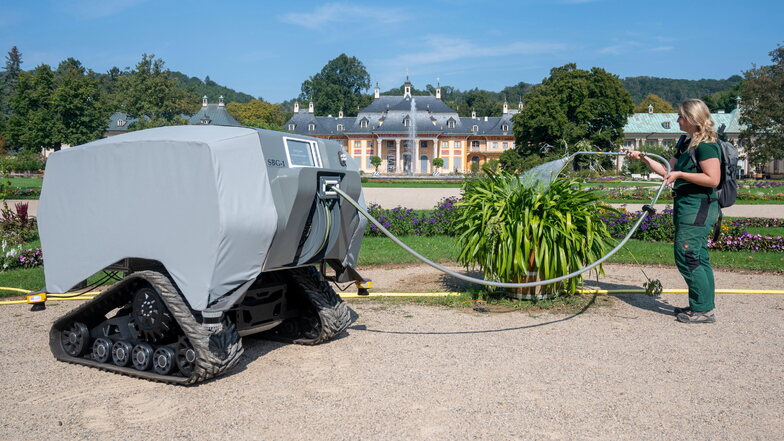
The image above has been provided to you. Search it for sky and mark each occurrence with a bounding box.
[1,0,782,103]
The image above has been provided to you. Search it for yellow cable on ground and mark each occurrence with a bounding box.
[3,288,784,306]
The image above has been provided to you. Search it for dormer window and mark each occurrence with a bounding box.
[662,121,671,129]
[360,119,368,128]
[472,125,478,132]
[117,119,127,127]
[501,124,509,131]
[200,117,212,125]
[308,123,315,131]
[403,117,410,127]
[288,123,296,131]
[447,119,455,129]
[337,124,344,131]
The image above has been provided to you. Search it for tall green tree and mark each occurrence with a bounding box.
[740,44,784,167]
[633,93,675,113]
[51,58,107,146]
[299,54,371,116]
[117,54,198,129]
[6,65,61,153]
[1,46,24,139]
[225,99,288,130]
[462,89,503,117]
[6,59,107,153]
[512,63,633,153]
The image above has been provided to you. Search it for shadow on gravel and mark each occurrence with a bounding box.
[348,295,598,336]
[581,280,679,317]
[215,307,362,382]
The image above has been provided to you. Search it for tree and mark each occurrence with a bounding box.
[226,99,288,130]
[462,89,502,117]
[370,155,382,173]
[1,46,23,133]
[5,59,107,153]
[5,65,61,153]
[299,54,372,116]
[740,44,784,167]
[51,58,107,146]
[512,63,633,154]
[116,54,198,129]
[633,93,675,113]
[432,157,444,170]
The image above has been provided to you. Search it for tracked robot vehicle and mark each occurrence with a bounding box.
[39,126,367,384]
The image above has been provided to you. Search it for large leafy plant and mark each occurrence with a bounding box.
[456,170,614,296]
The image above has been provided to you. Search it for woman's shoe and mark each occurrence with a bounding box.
[676,310,716,324]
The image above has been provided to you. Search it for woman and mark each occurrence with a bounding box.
[627,99,721,324]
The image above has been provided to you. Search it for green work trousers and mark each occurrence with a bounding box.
[673,195,719,312]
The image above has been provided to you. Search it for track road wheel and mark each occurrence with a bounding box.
[153,347,176,375]
[61,322,90,357]
[111,341,133,367]
[92,338,112,363]
[132,343,154,371]
[176,338,196,377]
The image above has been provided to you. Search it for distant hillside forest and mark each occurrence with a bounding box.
[622,75,744,110]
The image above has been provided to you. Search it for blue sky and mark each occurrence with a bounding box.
[1,0,782,103]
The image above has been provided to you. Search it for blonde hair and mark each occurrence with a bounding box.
[679,99,717,149]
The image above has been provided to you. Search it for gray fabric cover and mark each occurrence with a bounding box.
[39,126,278,311]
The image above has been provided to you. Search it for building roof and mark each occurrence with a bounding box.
[106,112,138,131]
[285,86,516,138]
[188,103,241,127]
[624,108,743,135]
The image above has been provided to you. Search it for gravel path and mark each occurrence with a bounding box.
[1,263,783,440]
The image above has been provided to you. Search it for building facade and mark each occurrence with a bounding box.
[621,100,783,177]
[284,80,518,174]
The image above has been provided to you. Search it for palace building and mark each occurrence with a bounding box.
[284,80,519,174]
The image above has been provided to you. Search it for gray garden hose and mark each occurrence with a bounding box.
[332,151,671,289]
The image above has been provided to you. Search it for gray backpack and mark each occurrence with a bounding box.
[685,129,739,208]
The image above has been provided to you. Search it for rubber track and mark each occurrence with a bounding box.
[281,266,351,345]
[49,271,243,385]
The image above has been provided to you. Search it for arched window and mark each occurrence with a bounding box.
[288,123,296,131]
[308,123,315,131]
[403,117,410,127]
[447,119,456,128]
[472,125,478,132]
[337,124,344,131]
[501,124,509,131]
[360,119,368,128]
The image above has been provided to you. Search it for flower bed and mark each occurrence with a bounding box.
[708,233,784,252]
[366,196,461,237]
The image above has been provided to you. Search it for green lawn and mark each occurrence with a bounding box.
[358,234,784,273]
[8,177,43,189]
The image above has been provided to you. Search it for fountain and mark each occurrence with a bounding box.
[407,97,417,175]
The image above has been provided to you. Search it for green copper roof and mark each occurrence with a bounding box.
[624,108,742,135]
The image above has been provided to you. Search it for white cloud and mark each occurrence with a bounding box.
[385,35,567,67]
[59,0,150,20]
[278,3,405,30]
[649,46,674,52]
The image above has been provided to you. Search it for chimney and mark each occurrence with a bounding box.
[647,104,654,113]
[308,101,314,113]
[202,95,208,107]
[502,100,508,114]
[518,98,524,111]
[294,102,299,113]
[218,95,225,107]
[484,116,488,122]
[338,108,344,118]
[471,109,476,119]
[404,78,411,97]
[374,82,380,99]
[436,77,441,99]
